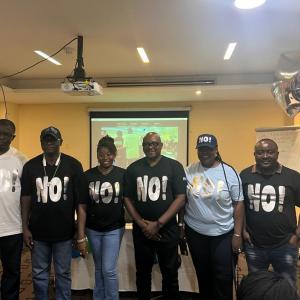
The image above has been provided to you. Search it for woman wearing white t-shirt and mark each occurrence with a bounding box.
[184,134,244,300]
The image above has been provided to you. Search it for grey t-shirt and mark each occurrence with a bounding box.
[184,162,243,236]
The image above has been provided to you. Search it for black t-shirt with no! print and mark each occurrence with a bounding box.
[240,165,300,248]
[124,155,187,242]
[79,166,125,232]
[21,153,84,242]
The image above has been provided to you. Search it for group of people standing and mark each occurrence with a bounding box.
[0,118,299,300]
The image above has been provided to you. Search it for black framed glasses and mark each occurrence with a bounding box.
[142,141,161,148]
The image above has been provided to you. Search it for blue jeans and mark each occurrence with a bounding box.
[0,233,23,300]
[86,227,124,300]
[31,239,72,300]
[244,241,298,286]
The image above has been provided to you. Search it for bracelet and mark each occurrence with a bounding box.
[157,220,164,229]
[234,233,241,237]
[77,237,87,243]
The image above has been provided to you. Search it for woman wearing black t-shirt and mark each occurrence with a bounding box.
[78,136,125,300]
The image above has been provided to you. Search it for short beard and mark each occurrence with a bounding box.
[44,151,59,158]
[257,162,278,175]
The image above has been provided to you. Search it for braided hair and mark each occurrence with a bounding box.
[97,135,117,155]
[237,271,299,300]
[216,151,241,201]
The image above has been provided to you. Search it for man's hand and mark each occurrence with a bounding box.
[288,234,299,248]
[136,218,148,231]
[243,230,252,244]
[142,220,162,241]
[23,228,34,249]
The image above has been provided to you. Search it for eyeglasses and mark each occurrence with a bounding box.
[142,142,161,148]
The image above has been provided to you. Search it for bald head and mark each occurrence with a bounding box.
[255,139,278,152]
[143,132,161,144]
[254,138,279,174]
[237,271,299,300]
[142,132,163,162]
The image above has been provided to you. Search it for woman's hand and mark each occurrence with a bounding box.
[232,234,243,254]
[179,225,185,240]
[76,238,88,258]
[179,224,188,255]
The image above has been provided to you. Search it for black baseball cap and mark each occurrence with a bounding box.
[196,134,218,149]
[40,126,62,140]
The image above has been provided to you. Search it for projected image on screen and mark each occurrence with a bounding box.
[90,116,188,168]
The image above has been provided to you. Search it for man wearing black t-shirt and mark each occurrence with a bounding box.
[124,132,186,300]
[21,127,83,300]
[240,138,300,286]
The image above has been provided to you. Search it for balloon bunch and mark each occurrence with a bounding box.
[272,72,300,117]
[272,52,300,117]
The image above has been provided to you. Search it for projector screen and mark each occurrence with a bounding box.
[90,110,189,169]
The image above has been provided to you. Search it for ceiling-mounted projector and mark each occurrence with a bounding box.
[62,35,103,96]
[61,80,103,96]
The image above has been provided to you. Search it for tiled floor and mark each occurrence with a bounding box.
[4,247,300,299]
[15,248,247,299]
[17,247,200,299]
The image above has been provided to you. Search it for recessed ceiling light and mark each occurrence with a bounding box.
[34,50,62,65]
[195,90,202,95]
[137,47,150,63]
[234,0,266,10]
[224,42,237,60]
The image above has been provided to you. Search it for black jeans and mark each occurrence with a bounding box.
[0,233,23,300]
[132,227,181,300]
[185,225,236,300]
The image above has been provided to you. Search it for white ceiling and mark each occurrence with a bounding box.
[1,0,300,103]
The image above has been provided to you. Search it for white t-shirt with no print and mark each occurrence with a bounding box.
[184,162,243,236]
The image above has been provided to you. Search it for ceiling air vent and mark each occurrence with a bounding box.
[106,76,215,87]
